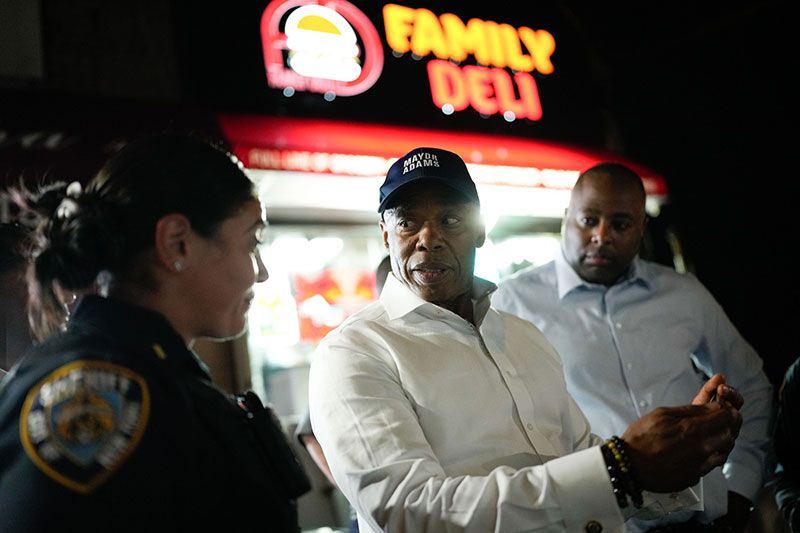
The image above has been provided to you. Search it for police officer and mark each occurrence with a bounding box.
[0,135,309,531]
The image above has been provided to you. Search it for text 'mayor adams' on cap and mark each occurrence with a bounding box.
[378,147,479,213]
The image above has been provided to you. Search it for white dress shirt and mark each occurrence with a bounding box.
[309,273,694,532]
[492,251,773,529]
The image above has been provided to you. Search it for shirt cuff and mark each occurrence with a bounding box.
[545,446,624,532]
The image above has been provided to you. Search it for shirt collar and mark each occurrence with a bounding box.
[380,272,497,325]
[554,248,651,299]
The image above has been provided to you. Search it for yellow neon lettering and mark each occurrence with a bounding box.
[410,8,450,59]
[481,20,506,68]
[383,4,415,53]
[386,4,555,76]
[440,14,487,64]
[518,27,555,74]
[500,23,533,72]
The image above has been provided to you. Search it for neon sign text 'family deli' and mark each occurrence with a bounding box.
[383,4,556,120]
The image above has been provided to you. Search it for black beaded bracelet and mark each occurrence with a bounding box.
[601,436,643,510]
[600,444,629,509]
[608,436,643,508]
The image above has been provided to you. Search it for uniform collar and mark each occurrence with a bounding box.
[68,295,210,378]
[380,273,497,325]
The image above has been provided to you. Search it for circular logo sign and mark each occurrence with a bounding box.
[261,0,384,97]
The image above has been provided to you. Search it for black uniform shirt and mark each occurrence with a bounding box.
[0,295,308,532]
[775,357,800,531]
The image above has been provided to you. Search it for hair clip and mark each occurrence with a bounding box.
[56,198,79,219]
[55,181,84,219]
[65,181,83,198]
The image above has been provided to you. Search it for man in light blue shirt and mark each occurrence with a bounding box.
[492,162,773,532]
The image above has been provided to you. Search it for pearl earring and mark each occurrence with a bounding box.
[173,260,183,272]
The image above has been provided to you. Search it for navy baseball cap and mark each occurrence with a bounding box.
[378,147,479,213]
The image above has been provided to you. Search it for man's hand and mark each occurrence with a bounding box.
[691,374,744,410]
[622,378,743,493]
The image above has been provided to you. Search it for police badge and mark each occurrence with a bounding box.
[19,361,150,493]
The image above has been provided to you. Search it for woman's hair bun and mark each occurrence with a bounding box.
[31,185,120,290]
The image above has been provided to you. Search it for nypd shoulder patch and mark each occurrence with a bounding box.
[19,360,150,494]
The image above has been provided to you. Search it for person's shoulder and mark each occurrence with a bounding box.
[501,261,556,285]
[0,335,151,496]
[317,300,388,344]
[492,307,538,328]
[310,301,398,378]
[496,261,557,295]
[4,331,151,416]
[493,262,557,310]
[488,308,563,362]
[340,299,387,327]
[638,259,706,290]
[20,326,139,371]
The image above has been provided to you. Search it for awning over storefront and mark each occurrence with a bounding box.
[217,114,668,196]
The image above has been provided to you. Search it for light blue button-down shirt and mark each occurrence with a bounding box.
[492,250,773,529]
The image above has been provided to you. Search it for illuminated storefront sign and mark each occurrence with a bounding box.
[261,2,555,119]
[261,0,384,96]
[383,4,555,120]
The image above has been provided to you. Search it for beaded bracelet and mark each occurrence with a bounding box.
[608,436,643,508]
[601,436,643,509]
[600,443,629,509]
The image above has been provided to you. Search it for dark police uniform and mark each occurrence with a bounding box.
[775,357,800,531]
[0,295,309,532]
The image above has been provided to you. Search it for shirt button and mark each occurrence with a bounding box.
[639,400,648,408]
[625,362,633,370]
[615,323,622,329]
[526,423,534,431]
[585,520,603,532]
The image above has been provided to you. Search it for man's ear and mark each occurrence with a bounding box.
[154,213,192,272]
[637,212,649,241]
[379,219,390,249]
[476,218,486,248]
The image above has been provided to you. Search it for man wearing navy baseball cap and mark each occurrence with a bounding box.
[376,147,484,318]
[309,146,744,533]
[378,147,479,214]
